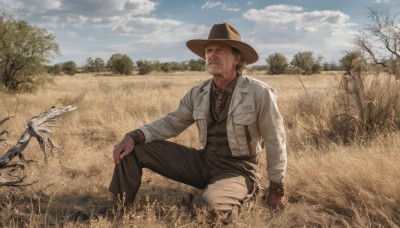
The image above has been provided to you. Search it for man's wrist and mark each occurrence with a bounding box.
[268,181,284,197]
[126,129,145,144]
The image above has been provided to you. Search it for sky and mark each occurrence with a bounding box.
[1,0,400,66]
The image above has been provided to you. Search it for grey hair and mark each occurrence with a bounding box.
[232,48,246,75]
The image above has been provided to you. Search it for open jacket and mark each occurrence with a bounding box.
[139,75,287,183]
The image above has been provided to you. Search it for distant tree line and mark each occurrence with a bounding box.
[47,56,205,76]
[266,51,340,75]
[2,8,400,93]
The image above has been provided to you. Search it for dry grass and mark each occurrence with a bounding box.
[0,71,399,227]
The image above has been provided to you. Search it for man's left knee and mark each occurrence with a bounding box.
[192,176,251,211]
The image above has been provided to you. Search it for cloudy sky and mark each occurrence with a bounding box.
[1,0,399,66]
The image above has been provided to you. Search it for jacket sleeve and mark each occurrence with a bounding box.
[257,87,287,183]
[138,87,196,143]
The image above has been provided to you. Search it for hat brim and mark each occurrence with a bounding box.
[186,39,259,65]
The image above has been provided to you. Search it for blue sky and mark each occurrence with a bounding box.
[1,0,399,66]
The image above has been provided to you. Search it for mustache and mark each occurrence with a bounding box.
[207,58,221,65]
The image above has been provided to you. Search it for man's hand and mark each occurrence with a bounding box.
[266,192,285,210]
[113,135,135,165]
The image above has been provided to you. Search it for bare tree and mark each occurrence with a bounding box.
[353,8,400,80]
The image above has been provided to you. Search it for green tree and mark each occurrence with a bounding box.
[85,57,105,73]
[161,62,172,73]
[0,14,59,92]
[266,53,288,75]
[322,61,340,71]
[151,61,161,72]
[62,61,77,76]
[170,61,186,71]
[47,63,62,75]
[107,54,133,75]
[136,60,152,75]
[290,51,322,75]
[339,51,364,73]
[187,59,205,71]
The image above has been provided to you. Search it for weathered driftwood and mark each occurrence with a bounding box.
[0,106,76,168]
[0,106,76,186]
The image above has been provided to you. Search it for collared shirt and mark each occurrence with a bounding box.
[210,76,238,122]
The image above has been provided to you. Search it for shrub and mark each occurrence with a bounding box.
[290,51,322,75]
[286,63,400,150]
[136,60,151,75]
[62,61,77,76]
[331,70,400,144]
[339,51,364,74]
[84,57,105,73]
[266,53,288,75]
[107,54,133,75]
[187,59,205,71]
[47,63,63,75]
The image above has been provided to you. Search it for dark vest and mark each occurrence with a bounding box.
[205,77,260,184]
[206,79,235,156]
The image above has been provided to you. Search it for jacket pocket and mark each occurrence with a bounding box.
[232,112,259,155]
[193,110,207,146]
[232,112,256,125]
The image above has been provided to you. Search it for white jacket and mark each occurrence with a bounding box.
[139,75,287,183]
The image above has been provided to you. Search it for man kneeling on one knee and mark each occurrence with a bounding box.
[109,23,287,214]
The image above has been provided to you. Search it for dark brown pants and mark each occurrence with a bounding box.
[109,140,253,211]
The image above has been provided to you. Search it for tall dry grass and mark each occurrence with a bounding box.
[0,71,399,227]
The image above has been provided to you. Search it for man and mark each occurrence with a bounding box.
[110,23,287,216]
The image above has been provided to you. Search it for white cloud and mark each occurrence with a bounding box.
[0,0,24,14]
[0,0,157,29]
[115,17,183,33]
[243,4,356,62]
[1,0,210,64]
[0,0,61,12]
[201,1,222,9]
[66,31,78,38]
[201,1,240,12]
[372,0,391,3]
[114,20,208,45]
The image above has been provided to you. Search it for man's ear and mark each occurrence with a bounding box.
[234,54,240,65]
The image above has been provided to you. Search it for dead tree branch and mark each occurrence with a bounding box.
[0,106,76,168]
[353,8,400,80]
[0,116,13,143]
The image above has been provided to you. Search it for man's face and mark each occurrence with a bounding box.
[205,42,238,77]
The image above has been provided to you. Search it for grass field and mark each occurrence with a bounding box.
[0,72,399,227]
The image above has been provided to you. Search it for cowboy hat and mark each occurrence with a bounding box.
[186,23,259,64]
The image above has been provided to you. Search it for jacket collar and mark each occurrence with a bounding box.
[198,75,248,115]
[201,75,247,92]
[229,75,248,115]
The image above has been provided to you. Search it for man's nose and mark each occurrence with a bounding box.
[207,49,217,58]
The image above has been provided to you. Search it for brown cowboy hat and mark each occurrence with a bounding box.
[186,23,259,64]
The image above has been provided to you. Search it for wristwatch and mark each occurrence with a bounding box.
[268,182,285,197]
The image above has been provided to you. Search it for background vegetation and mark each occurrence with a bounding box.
[0,14,58,93]
[0,72,399,227]
[1,6,400,227]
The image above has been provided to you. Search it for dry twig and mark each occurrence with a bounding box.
[0,116,13,144]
